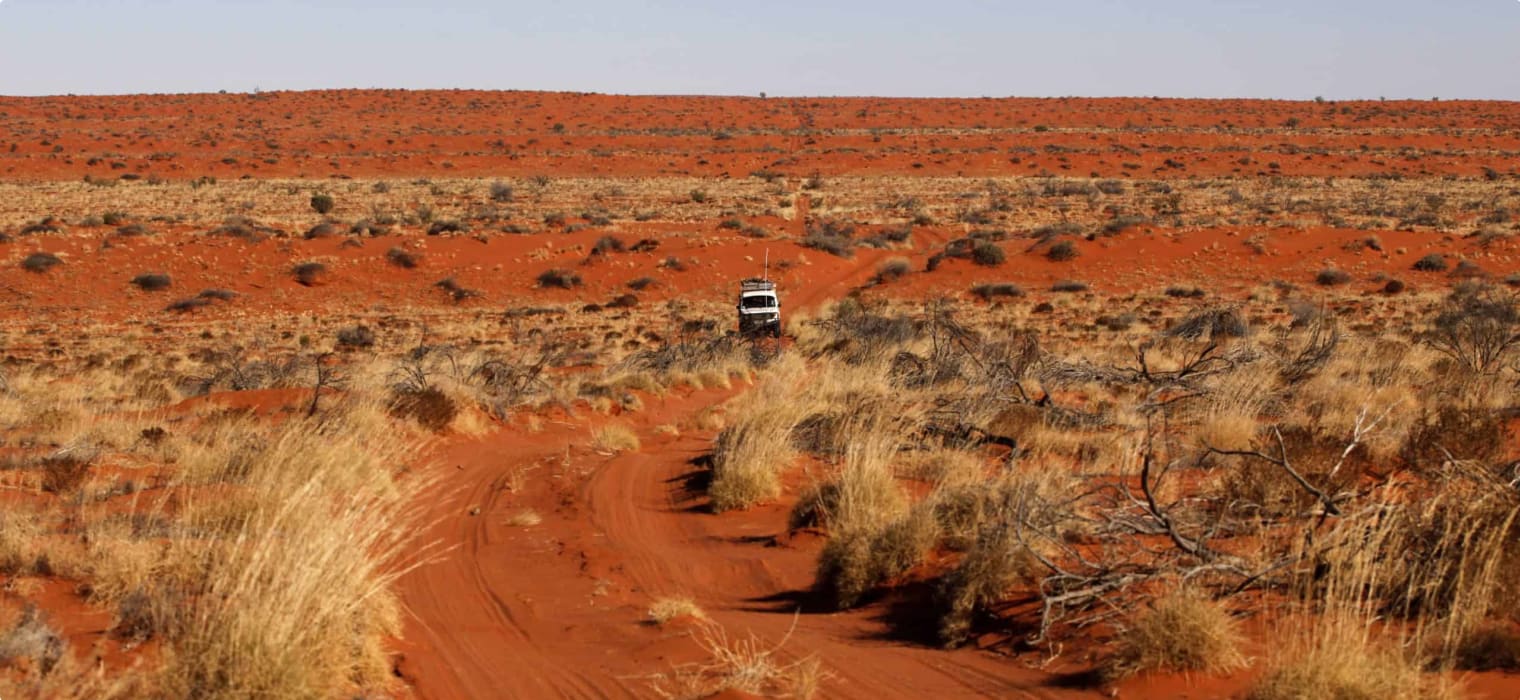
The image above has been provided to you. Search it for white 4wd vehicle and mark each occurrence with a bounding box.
[737,279,781,337]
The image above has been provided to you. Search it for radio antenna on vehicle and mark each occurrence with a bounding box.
[763,248,770,281]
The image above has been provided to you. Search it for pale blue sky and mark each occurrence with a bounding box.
[1,0,1516,99]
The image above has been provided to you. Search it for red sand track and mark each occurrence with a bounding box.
[398,388,1098,700]
[391,254,1093,699]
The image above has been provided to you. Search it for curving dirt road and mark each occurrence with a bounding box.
[393,228,1101,698]
[395,380,1101,699]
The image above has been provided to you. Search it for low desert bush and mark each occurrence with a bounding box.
[1051,279,1089,293]
[130,273,171,291]
[303,222,338,239]
[1315,268,1352,286]
[489,181,514,202]
[309,193,335,214]
[434,277,482,302]
[1045,239,1079,262]
[874,257,911,283]
[970,283,1024,301]
[166,297,211,313]
[426,220,468,236]
[336,325,376,349]
[591,235,626,255]
[292,262,328,286]
[1453,624,1520,671]
[537,268,582,289]
[801,224,856,258]
[970,241,1005,266]
[385,247,419,269]
[388,388,458,432]
[21,252,61,273]
[1412,253,1448,272]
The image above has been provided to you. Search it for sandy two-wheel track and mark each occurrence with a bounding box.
[394,255,1099,699]
[396,385,1097,699]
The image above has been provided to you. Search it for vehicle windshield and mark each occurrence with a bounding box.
[741,295,776,309]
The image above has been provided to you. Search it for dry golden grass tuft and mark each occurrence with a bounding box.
[592,423,641,453]
[648,619,824,700]
[647,596,708,625]
[653,423,681,437]
[506,510,543,527]
[1103,590,1245,680]
[708,355,807,511]
[1246,620,1458,700]
[158,407,425,699]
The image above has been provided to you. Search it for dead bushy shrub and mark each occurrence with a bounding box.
[1400,402,1508,473]
[113,583,187,644]
[336,325,376,349]
[1217,426,1368,519]
[1423,286,1520,374]
[804,300,919,363]
[1165,307,1249,341]
[801,219,856,258]
[0,605,65,676]
[40,450,93,495]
